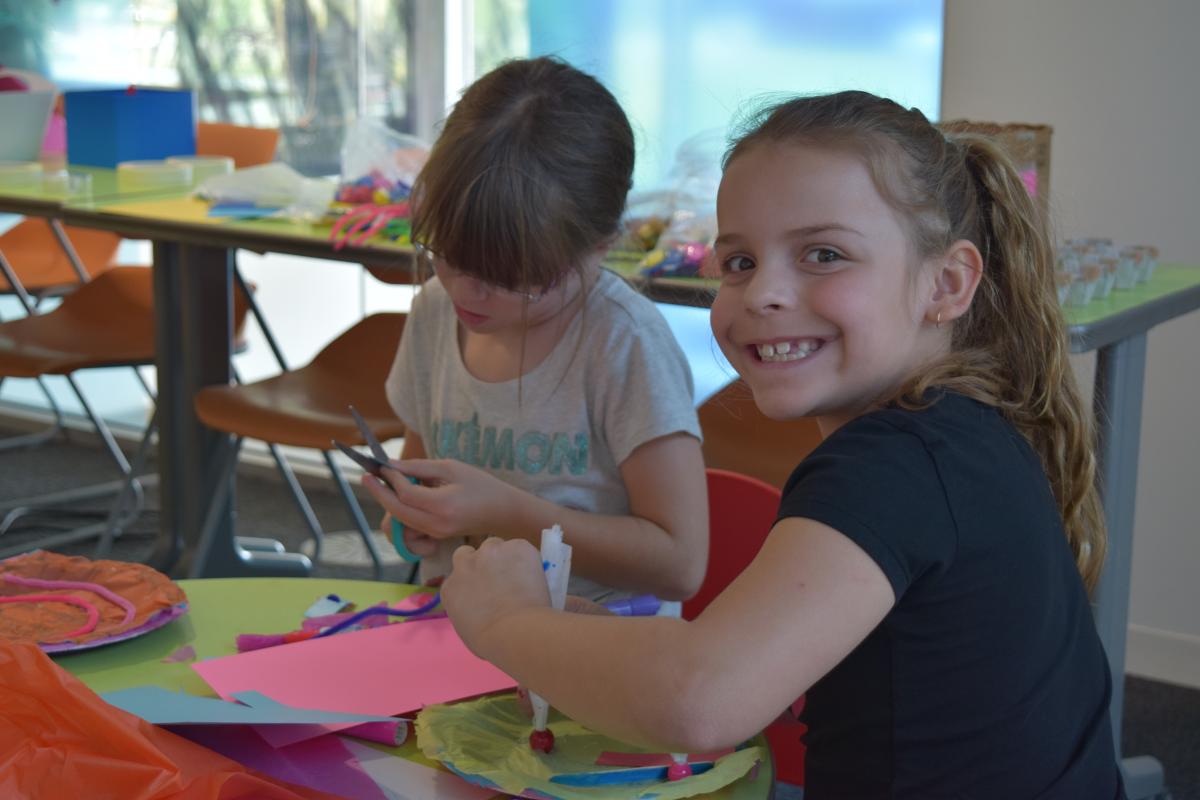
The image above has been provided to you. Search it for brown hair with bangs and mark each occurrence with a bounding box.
[724,91,1106,592]
[411,56,634,292]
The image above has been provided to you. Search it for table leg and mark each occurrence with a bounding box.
[148,241,235,576]
[1092,333,1166,798]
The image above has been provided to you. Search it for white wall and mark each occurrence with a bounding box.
[943,0,1200,688]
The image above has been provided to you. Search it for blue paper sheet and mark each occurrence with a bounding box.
[102,686,403,726]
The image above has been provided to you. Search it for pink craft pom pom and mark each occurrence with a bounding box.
[666,762,693,781]
[529,728,555,753]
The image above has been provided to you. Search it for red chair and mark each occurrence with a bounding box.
[685,468,806,789]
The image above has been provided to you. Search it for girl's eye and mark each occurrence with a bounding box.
[804,248,843,264]
[722,254,755,274]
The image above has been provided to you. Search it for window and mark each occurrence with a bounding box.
[3,0,420,176]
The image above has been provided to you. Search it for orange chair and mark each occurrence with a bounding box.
[0,266,254,555]
[0,219,125,450]
[686,468,806,789]
[196,122,280,169]
[697,380,824,489]
[158,313,409,579]
[0,219,120,297]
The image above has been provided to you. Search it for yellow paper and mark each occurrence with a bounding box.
[97,196,222,224]
[416,693,763,800]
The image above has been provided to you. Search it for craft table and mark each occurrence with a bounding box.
[44,189,418,579]
[54,576,775,800]
[1062,264,1200,800]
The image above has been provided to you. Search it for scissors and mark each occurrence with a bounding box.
[332,405,422,562]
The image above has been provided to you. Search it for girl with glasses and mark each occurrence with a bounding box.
[363,57,708,604]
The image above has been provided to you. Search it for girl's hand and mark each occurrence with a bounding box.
[376,510,439,558]
[441,538,550,659]
[361,459,521,541]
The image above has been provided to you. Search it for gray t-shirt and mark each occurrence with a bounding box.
[384,269,702,600]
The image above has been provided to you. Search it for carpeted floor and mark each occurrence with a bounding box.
[1,424,1196,799]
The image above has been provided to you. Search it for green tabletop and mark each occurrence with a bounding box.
[54,577,421,696]
[1064,263,1200,351]
[52,577,775,800]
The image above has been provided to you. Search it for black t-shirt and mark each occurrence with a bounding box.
[778,392,1124,799]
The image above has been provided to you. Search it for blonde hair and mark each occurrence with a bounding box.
[726,91,1106,591]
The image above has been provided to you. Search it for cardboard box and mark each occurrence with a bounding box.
[64,87,197,168]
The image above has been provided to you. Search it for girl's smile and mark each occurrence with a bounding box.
[747,336,830,365]
[711,142,944,430]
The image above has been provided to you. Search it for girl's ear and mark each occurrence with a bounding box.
[927,239,984,325]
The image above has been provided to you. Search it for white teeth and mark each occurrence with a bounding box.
[755,340,819,362]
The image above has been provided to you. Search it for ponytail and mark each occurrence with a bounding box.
[904,136,1107,592]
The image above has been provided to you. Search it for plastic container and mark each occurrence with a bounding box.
[1115,248,1141,290]
[116,159,193,192]
[1066,262,1103,307]
[1055,270,1073,306]
[167,154,234,185]
[0,161,44,189]
[41,170,93,200]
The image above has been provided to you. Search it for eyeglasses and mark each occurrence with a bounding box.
[417,243,561,303]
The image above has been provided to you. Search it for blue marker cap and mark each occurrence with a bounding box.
[602,594,662,617]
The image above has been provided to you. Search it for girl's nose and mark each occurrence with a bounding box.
[742,264,795,314]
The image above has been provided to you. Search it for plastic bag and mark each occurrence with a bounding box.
[631,129,723,278]
[0,642,341,799]
[195,162,335,222]
[335,118,430,206]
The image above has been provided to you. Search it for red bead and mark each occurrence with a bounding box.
[529,728,555,753]
[666,762,693,781]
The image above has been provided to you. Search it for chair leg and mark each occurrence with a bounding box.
[188,436,312,579]
[322,450,385,580]
[0,371,146,533]
[267,442,326,562]
[0,379,65,452]
[94,406,159,559]
[0,284,68,453]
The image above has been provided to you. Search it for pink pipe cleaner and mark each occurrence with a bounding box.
[2,573,136,626]
[0,594,101,640]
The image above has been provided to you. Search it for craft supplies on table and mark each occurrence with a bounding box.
[417,692,765,800]
[0,549,188,652]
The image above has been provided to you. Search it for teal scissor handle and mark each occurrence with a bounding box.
[389,475,423,562]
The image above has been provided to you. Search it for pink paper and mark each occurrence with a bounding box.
[193,617,515,747]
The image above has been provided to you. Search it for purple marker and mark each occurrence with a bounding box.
[603,594,662,617]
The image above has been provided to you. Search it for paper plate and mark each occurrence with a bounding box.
[416,693,763,800]
[0,550,189,653]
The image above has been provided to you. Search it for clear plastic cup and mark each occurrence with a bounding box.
[42,170,93,201]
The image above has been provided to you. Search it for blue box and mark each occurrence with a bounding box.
[64,87,197,168]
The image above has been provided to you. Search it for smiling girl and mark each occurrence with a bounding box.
[363,57,707,603]
[439,91,1126,799]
